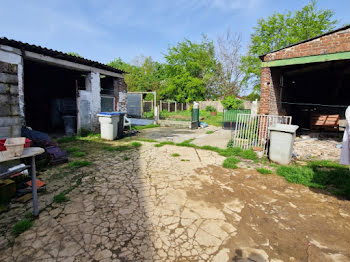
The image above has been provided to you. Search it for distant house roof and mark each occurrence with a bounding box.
[259,24,350,60]
[0,37,125,74]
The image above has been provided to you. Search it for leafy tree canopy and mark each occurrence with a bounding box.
[240,0,338,93]
[161,36,218,102]
[67,52,83,58]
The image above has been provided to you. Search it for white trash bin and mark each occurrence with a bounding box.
[269,124,299,165]
[97,112,122,140]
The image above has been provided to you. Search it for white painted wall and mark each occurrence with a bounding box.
[84,71,101,131]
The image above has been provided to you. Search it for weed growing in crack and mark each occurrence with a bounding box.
[68,160,91,168]
[171,153,180,157]
[12,219,33,236]
[206,131,214,134]
[53,193,69,203]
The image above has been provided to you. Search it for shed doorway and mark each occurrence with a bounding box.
[23,60,86,135]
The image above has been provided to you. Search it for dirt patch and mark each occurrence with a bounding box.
[186,165,350,262]
[294,137,341,161]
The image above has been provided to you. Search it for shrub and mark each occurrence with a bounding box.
[221,96,244,110]
[53,193,69,203]
[13,219,33,236]
[223,157,240,169]
[205,106,217,112]
[256,168,273,175]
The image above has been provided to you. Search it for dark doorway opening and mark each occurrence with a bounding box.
[280,60,350,131]
[24,60,86,135]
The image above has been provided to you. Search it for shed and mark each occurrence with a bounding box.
[259,25,350,132]
[0,37,127,138]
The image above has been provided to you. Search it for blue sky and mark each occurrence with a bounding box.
[0,0,349,65]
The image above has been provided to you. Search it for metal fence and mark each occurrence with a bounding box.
[223,109,251,129]
[231,114,292,154]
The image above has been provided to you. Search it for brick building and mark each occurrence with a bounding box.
[260,25,350,130]
[0,38,127,138]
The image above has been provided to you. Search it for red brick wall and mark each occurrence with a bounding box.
[264,28,350,62]
[260,67,270,114]
[261,27,350,115]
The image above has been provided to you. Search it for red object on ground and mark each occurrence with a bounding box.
[0,139,6,151]
[24,138,32,148]
[0,138,31,151]
[26,179,46,189]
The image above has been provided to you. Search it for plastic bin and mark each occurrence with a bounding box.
[4,137,26,158]
[97,112,123,140]
[269,124,299,165]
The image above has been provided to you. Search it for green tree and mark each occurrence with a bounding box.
[161,36,218,102]
[67,52,82,58]
[108,57,166,93]
[241,0,338,93]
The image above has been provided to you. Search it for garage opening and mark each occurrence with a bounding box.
[278,59,350,133]
[24,60,86,135]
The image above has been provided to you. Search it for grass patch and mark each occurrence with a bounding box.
[256,168,273,175]
[12,219,33,236]
[53,192,69,203]
[223,157,240,169]
[58,136,77,143]
[132,124,160,130]
[206,130,214,134]
[66,147,80,153]
[130,142,142,148]
[134,138,158,143]
[171,153,180,157]
[73,151,86,157]
[102,145,129,152]
[277,161,350,198]
[181,159,190,162]
[154,141,176,147]
[68,160,91,168]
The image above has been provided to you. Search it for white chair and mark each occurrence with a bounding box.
[124,116,132,131]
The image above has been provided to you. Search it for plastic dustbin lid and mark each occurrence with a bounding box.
[269,124,299,133]
[97,112,124,117]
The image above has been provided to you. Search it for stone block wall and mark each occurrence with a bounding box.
[0,61,22,138]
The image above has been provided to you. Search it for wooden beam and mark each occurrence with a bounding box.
[25,51,124,78]
[262,51,350,68]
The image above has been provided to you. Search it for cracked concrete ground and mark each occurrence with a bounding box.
[0,142,350,262]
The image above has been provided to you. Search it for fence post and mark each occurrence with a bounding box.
[181,103,183,111]
[175,101,177,112]
[160,100,162,112]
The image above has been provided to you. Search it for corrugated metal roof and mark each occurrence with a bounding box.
[0,37,125,74]
[259,24,350,60]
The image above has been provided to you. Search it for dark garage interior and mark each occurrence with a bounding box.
[24,60,86,134]
[278,60,350,132]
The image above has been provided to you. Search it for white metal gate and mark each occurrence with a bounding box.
[232,114,292,154]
